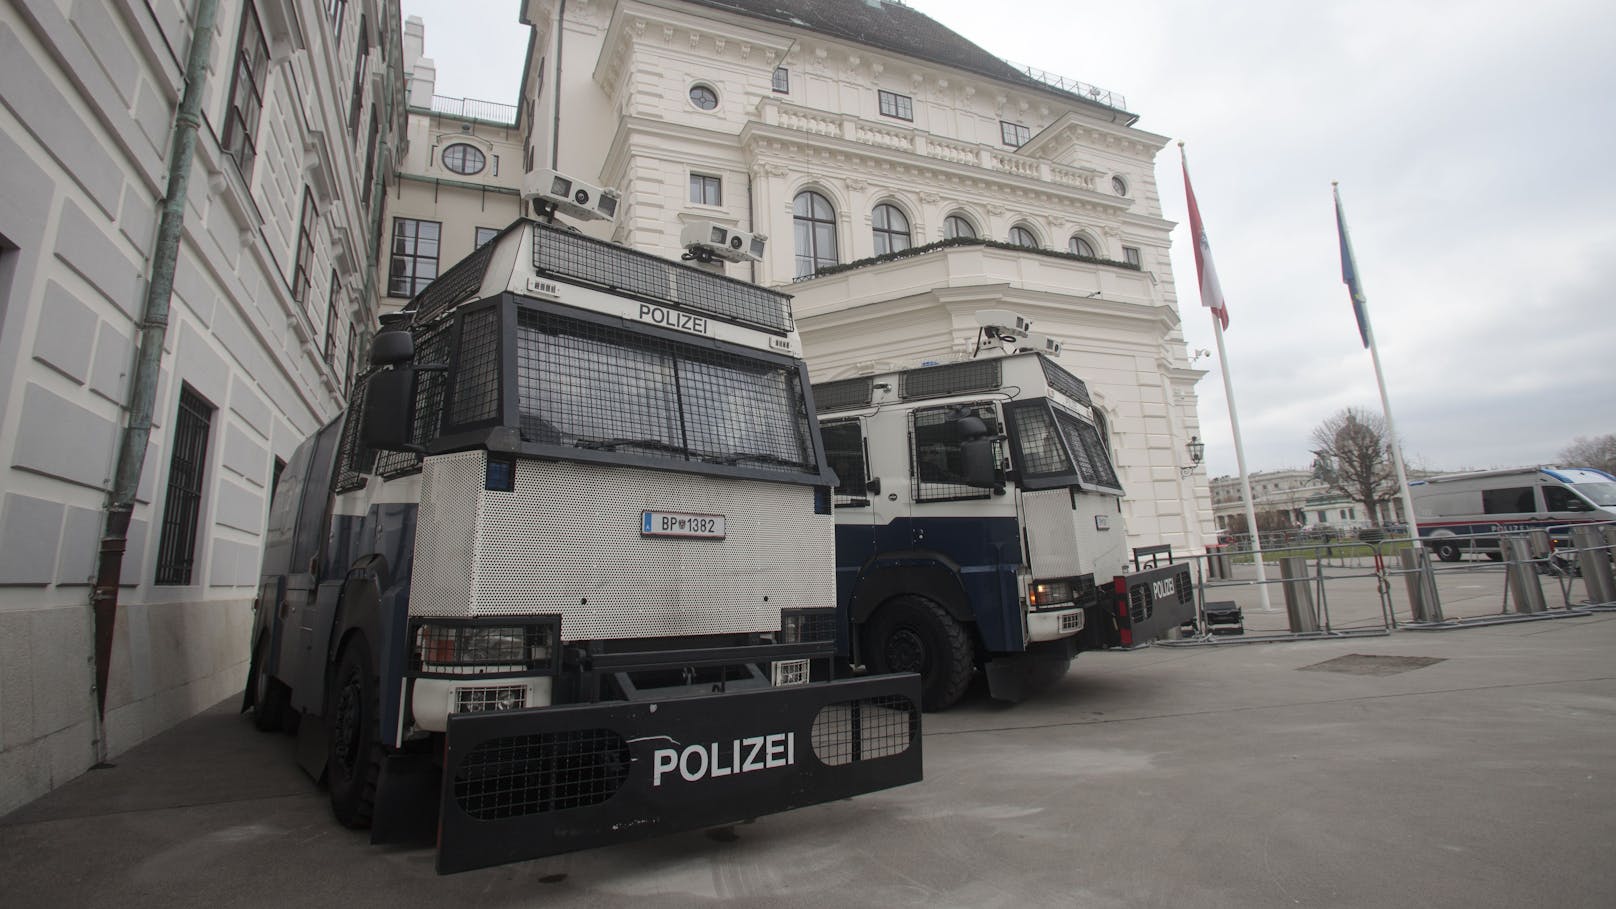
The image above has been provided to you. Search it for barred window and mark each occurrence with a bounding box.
[911,403,1002,503]
[820,420,869,506]
[878,90,913,121]
[155,386,214,585]
[223,3,270,179]
[388,218,440,297]
[515,307,816,477]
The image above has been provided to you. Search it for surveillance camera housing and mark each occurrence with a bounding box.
[679,220,767,264]
[974,309,1031,337]
[1019,333,1062,356]
[523,169,620,222]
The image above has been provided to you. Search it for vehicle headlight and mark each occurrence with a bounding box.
[414,623,554,674]
[1028,579,1075,609]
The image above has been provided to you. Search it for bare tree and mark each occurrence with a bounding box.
[1311,407,1400,524]
[1558,434,1616,474]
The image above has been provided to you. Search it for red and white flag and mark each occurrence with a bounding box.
[1180,145,1229,330]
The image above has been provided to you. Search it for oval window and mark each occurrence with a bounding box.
[689,84,719,110]
[443,143,486,176]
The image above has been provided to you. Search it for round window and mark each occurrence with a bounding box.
[1111,175,1128,196]
[443,143,486,176]
[689,84,719,110]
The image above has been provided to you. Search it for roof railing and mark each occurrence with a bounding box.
[1002,61,1127,111]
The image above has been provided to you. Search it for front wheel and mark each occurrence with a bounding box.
[863,595,973,711]
[247,637,288,732]
[327,636,382,828]
[1432,540,1461,562]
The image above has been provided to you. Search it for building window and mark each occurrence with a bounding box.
[944,214,977,240]
[1008,224,1039,249]
[1112,175,1128,196]
[326,0,346,36]
[388,218,440,297]
[347,14,368,141]
[360,109,379,207]
[1069,235,1096,257]
[155,385,214,586]
[345,324,358,396]
[1123,245,1142,267]
[292,189,316,305]
[1000,121,1031,147]
[222,2,270,179]
[324,268,340,365]
[442,143,486,175]
[772,67,790,93]
[690,173,722,206]
[872,203,911,255]
[475,226,499,248]
[491,154,499,176]
[793,190,838,278]
[878,89,913,121]
[689,83,719,110]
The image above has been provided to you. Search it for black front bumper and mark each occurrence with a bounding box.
[436,673,922,873]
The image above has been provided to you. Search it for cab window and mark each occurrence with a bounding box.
[1482,486,1536,514]
[1542,486,1592,512]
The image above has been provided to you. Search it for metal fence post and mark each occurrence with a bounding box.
[1504,535,1547,614]
[1280,557,1319,632]
[1572,525,1616,607]
[1400,547,1443,624]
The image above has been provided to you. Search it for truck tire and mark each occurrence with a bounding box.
[1432,540,1461,562]
[864,595,973,711]
[247,638,288,733]
[327,636,382,828]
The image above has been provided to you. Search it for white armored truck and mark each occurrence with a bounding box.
[813,316,1195,710]
[244,218,921,873]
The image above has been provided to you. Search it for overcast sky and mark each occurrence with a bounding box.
[402,0,1616,477]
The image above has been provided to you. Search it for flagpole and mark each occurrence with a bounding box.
[1333,182,1421,547]
[1210,314,1274,611]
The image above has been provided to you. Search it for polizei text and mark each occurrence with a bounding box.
[651,733,796,786]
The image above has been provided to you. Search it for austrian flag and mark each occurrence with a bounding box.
[1179,144,1229,330]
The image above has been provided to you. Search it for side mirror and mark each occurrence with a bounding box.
[960,438,999,488]
[950,413,989,441]
[370,328,414,367]
[362,367,419,452]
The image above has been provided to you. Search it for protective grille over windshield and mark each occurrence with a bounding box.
[1039,355,1092,406]
[530,222,793,335]
[1053,408,1122,491]
[1006,404,1072,476]
[515,308,816,476]
[911,404,1002,502]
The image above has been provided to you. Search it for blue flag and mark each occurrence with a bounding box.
[1334,186,1370,348]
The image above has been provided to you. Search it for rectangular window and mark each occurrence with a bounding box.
[1000,121,1031,147]
[293,189,316,305]
[491,154,499,176]
[878,89,913,121]
[344,324,358,396]
[772,66,790,94]
[223,3,270,179]
[689,173,722,206]
[820,420,869,507]
[324,268,340,365]
[327,0,346,36]
[475,226,500,248]
[388,218,440,297]
[155,385,215,585]
[1122,245,1142,267]
[1483,487,1537,515]
[348,14,369,141]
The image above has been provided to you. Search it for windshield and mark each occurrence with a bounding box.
[513,306,817,476]
[1003,399,1123,494]
[1575,482,1616,507]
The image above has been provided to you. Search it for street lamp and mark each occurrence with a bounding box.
[1181,436,1205,477]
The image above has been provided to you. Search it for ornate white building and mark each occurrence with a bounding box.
[0,0,407,811]
[505,0,1213,551]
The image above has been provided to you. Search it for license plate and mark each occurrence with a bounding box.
[641,511,726,539]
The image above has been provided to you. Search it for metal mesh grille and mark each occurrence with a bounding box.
[1060,612,1083,632]
[820,420,869,506]
[911,404,1002,503]
[333,374,376,493]
[454,685,529,713]
[810,696,918,766]
[515,307,815,475]
[374,320,454,477]
[1129,585,1151,623]
[1053,408,1121,491]
[448,306,501,428]
[1040,355,1092,406]
[1006,404,1072,476]
[410,236,495,323]
[783,608,837,643]
[898,359,1000,401]
[812,377,874,413]
[531,222,793,334]
[453,729,630,820]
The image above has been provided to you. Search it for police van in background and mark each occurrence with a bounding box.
[1410,466,1616,561]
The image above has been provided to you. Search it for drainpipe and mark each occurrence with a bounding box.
[90,0,221,748]
[550,0,565,170]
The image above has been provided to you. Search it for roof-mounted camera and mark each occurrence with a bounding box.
[524,168,620,223]
[680,220,766,264]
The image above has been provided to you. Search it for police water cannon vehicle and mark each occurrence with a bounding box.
[244,214,921,873]
[813,313,1195,709]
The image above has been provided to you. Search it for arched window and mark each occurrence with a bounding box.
[1008,224,1039,249]
[793,190,838,278]
[872,203,911,255]
[944,214,977,240]
[1068,235,1096,257]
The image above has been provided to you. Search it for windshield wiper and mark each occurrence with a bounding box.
[574,438,694,457]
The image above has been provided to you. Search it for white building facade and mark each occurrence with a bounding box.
[0,0,406,812]
[509,0,1213,552]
